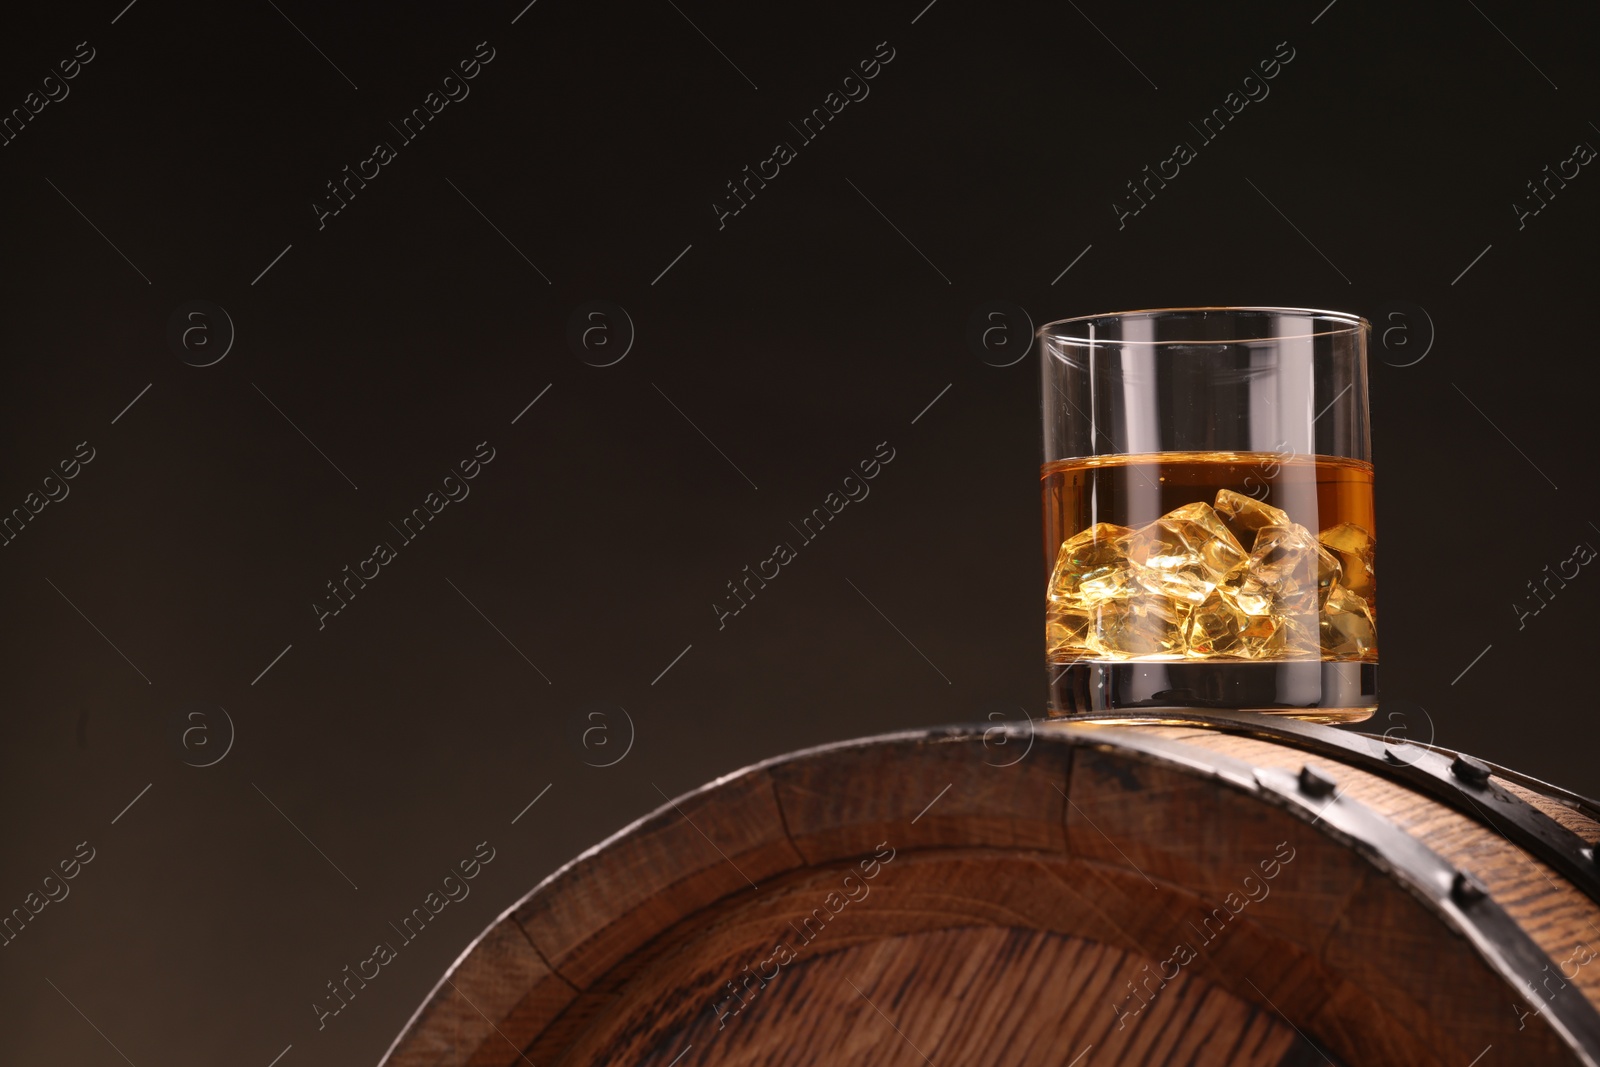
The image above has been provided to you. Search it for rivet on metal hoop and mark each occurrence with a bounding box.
[1450,753,1493,786]
[1451,870,1488,907]
[1298,765,1337,798]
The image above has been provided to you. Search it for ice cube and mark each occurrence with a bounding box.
[1320,585,1376,657]
[1123,503,1247,606]
[1046,605,1093,659]
[1186,590,1284,658]
[1048,523,1136,609]
[1214,489,1292,547]
[1320,522,1376,601]
[1246,524,1342,614]
[1221,573,1276,617]
[1091,596,1188,658]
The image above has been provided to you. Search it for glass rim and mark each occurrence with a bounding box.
[1037,306,1370,345]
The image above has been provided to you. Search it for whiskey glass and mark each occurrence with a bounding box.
[1041,308,1376,721]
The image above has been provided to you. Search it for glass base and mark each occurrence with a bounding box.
[1045,659,1376,724]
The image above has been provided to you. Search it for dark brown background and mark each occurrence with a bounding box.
[1,0,1595,1064]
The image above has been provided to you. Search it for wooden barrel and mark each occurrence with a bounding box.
[380,713,1600,1066]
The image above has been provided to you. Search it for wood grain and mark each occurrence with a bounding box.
[629,926,1313,1067]
[513,767,803,991]
[767,731,1072,863]
[381,723,1600,1067]
[1162,728,1600,1007]
[382,917,575,1067]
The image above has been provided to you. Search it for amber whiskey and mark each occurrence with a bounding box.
[1042,451,1376,719]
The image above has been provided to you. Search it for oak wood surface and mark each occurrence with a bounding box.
[381,724,1600,1067]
